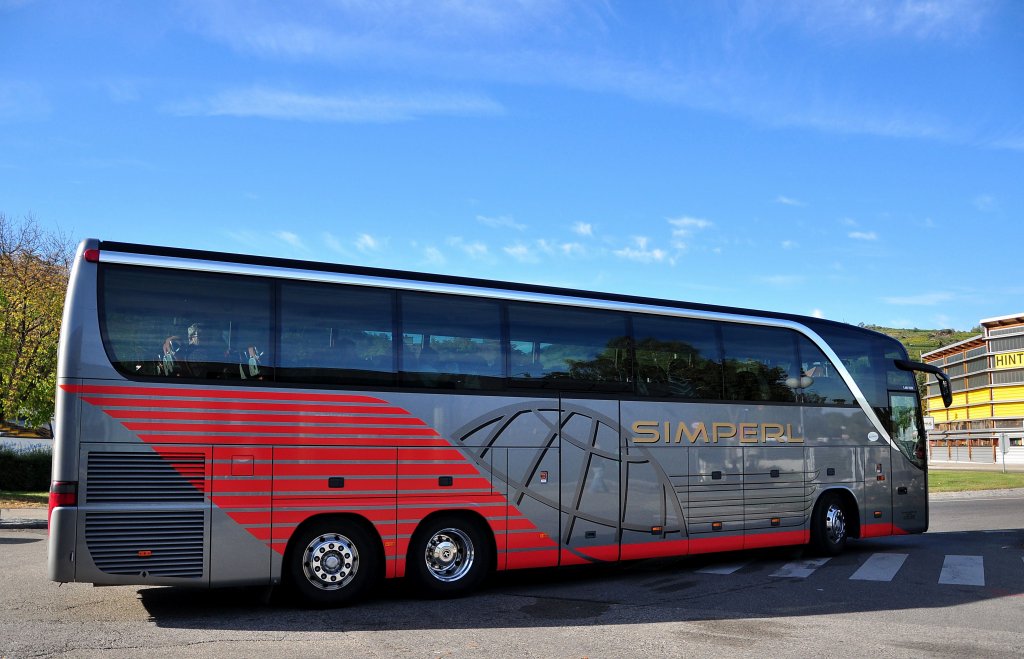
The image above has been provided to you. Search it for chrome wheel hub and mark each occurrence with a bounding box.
[302,533,358,590]
[824,505,846,544]
[424,528,474,582]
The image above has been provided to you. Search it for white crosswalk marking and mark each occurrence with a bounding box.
[770,557,830,578]
[696,562,749,575]
[849,553,908,582]
[938,555,985,586]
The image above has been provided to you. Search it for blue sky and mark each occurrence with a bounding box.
[2,0,1022,331]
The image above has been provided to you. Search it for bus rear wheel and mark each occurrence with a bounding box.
[287,519,379,607]
[407,515,491,598]
[810,492,849,556]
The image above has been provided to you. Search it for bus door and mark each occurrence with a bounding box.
[888,391,928,534]
[862,433,892,538]
[559,399,621,565]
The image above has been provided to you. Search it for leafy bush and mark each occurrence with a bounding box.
[0,445,52,491]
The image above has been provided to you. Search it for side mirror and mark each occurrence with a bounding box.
[895,359,953,408]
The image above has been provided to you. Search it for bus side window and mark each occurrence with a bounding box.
[507,303,629,389]
[277,282,395,386]
[796,336,854,405]
[399,292,503,390]
[633,315,722,400]
[100,265,273,383]
[721,324,798,403]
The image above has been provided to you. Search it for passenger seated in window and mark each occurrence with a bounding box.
[158,335,182,376]
[240,344,264,380]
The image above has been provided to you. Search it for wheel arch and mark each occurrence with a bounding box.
[813,487,861,539]
[409,509,498,573]
[283,513,386,583]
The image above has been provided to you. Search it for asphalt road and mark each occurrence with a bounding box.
[2,492,1022,658]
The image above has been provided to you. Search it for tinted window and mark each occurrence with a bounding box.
[101,265,273,381]
[278,282,394,386]
[808,322,911,409]
[400,293,503,389]
[507,304,629,389]
[721,324,798,402]
[633,315,722,399]
[796,336,855,405]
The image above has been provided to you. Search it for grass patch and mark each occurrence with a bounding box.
[0,491,48,508]
[929,470,1024,493]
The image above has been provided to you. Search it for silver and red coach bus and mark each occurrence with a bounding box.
[48,239,952,605]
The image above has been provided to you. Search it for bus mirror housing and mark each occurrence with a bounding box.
[894,359,953,408]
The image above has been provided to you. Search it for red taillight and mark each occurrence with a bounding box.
[83,248,100,263]
[48,481,78,528]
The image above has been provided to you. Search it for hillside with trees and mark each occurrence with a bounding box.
[863,325,979,361]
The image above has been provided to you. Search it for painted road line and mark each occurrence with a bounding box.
[770,558,830,578]
[938,555,985,586]
[849,553,908,582]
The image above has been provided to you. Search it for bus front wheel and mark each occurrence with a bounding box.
[407,515,492,598]
[287,519,379,607]
[810,492,849,556]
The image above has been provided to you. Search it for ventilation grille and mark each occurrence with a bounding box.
[86,451,206,503]
[85,511,205,578]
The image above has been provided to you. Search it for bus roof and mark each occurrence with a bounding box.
[96,239,887,342]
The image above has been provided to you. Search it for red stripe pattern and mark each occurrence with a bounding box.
[65,384,557,575]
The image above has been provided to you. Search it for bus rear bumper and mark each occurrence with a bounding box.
[47,507,78,583]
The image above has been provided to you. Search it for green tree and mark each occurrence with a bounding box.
[0,214,72,428]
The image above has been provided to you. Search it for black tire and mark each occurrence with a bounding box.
[407,515,492,598]
[810,492,850,556]
[286,519,380,607]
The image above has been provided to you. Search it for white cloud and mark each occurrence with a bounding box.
[561,242,586,257]
[170,86,504,123]
[848,231,878,241]
[882,292,954,306]
[739,0,989,42]
[224,229,263,250]
[323,232,347,255]
[668,216,712,249]
[477,214,526,231]
[447,236,489,260]
[355,233,382,252]
[775,195,806,207]
[781,240,798,249]
[503,243,538,263]
[757,274,803,286]
[811,309,825,319]
[973,194,997,212]
[614,236,667,263]
[422,246,445,266]
[572,221,594,237]
[274,230,306,251]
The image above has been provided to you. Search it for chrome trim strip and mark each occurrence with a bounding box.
[99,249,893,444]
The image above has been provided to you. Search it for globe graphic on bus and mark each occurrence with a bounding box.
[451,401,686,551]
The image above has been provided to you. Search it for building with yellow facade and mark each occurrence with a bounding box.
[922,312,1024,465]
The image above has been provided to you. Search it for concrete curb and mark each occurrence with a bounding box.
[0,508,48,530]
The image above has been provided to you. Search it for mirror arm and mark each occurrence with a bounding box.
[894,359,953,408]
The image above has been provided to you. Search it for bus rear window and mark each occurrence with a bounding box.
[100,265,273,382]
